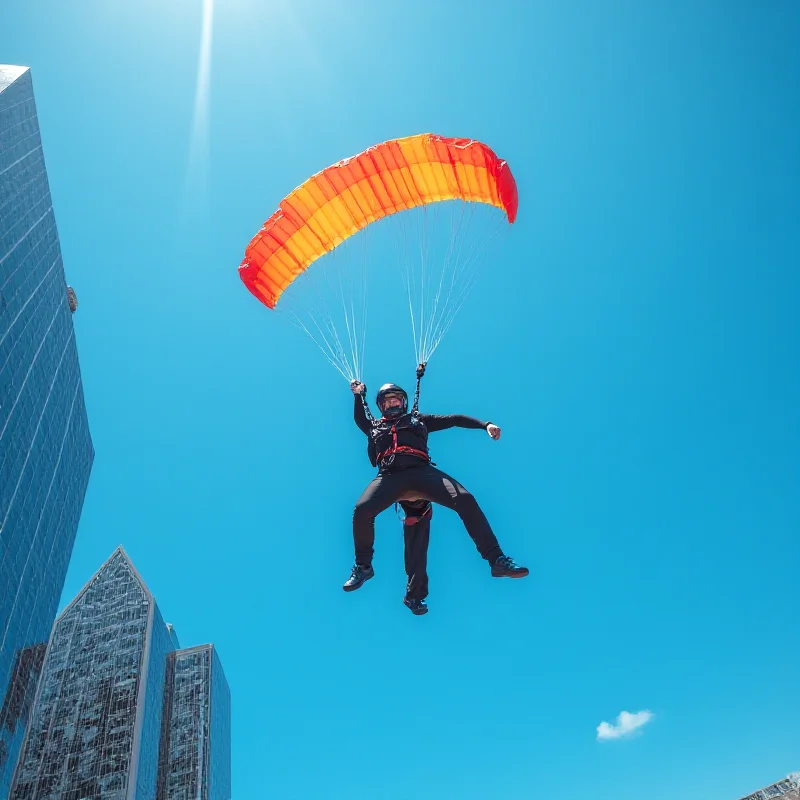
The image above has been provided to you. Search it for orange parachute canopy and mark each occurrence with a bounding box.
[239,133,518,309]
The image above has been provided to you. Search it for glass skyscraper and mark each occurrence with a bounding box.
[0,64,94,796]
[157,646,231,800]
[738,774,800,800]
[9,548,231,799]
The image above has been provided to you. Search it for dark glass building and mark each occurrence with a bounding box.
[9,548,230,799]
[738,774,800,800]
[157,645,231,800]
[0,64,94,796]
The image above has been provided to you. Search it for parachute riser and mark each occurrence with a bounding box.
[360,392,376,424]
[412,361,427,414]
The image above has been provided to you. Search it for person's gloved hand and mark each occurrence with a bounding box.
[350,380,366,396]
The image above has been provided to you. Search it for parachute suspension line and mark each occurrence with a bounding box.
[333,230,364,382]
[405,274,420,364]
[279,223,371,384]
[286,273,356,382]
[393,199,509,368]
[397,202,439,367]
[398,202,435,364]
[332,209,371,381]
[418,203,437,364]
[398,207,422,366]
[426,217,509,360]
[419,201,463,362]
[417,202,426,364]
[429,203,483,356]
[335,190,371,382]
[280,275,351,380]
[397,207,422,365]
[286,310,355,382]
[358,229,369,380]
[418,201,436,364]
[275,157,379,383]
[306,268,356,381]
[420,201,467,363]
[423,203,510,361]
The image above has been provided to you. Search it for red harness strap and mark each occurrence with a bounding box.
[376,423,430,464]
[403,504,433,526]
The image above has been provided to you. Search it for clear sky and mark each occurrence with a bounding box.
[2,0,799,797]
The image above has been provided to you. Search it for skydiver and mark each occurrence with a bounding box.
[345,368,528,612]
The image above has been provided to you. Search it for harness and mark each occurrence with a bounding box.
[375,420,430,464]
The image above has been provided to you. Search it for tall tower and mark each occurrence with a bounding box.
[9,549,173,799]
[0,65,94,795]
[157,645,231,800]
[8,548,231,799]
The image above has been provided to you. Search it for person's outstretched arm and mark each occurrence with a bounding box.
[420,414,502,440]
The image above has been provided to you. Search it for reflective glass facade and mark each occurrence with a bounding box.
[9,549,230,799]
[156,646,231,800]
[739,774,800,800]
[133,604,171,800]
[9,551,164,799]
[0,65,94,796]
[0,645,45,798]
[207,649,231,800]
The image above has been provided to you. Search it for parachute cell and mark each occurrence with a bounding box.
[239,134,518,309]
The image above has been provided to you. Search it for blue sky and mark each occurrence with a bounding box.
[3,0,799,797]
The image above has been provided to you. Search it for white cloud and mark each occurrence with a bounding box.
[596,710,654,741]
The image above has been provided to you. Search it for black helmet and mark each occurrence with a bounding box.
[376,383,408,417]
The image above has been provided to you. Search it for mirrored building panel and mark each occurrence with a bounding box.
[8,549,230,799]
[132,604,172,800]
[0,644,46,791]
[0,64,94,796]
[739,774,800,800]
[156,644,231,800]
[9,550,170,799]
[207,648,231,800]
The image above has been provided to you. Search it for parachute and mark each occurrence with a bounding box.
[238,133,517,380]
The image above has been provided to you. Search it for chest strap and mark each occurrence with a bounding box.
[376,423,430,464]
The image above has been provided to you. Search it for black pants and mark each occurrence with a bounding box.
[401,499,431,600]
[353,464,503,570]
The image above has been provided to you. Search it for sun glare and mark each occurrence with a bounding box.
[185,0,214,201]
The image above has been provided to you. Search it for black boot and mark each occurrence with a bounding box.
[491,555,529,578]
[403,596,428,615]
[343,563,374,592]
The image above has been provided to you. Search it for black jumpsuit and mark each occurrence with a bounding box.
[353,396,504,594]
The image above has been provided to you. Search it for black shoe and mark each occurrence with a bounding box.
[403,596,428,615]
[343,563,374,592]
[491,555,529,578]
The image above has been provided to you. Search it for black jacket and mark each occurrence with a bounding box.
[354,395,490,470]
